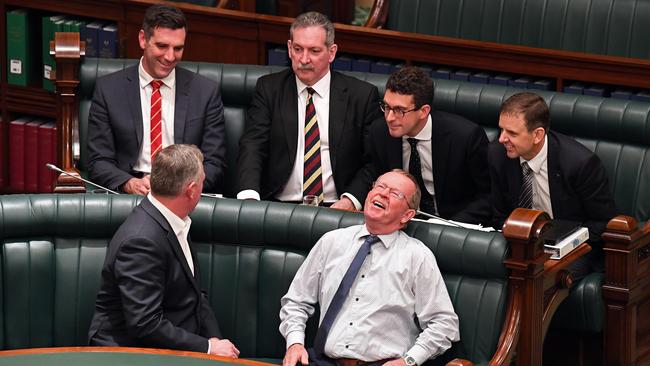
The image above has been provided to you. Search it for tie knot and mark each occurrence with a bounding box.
[151,80,163,90]
[407,138,419,148]
[521,161,532,174]
[306,87,316,96]
[364,235,381,246]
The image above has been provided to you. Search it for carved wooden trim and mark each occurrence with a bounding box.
[216,0,240,10]
[639,244,650,262]
[363,0,389,28]
[52,32,85,193]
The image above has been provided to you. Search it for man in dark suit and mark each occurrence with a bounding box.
[87,4,226,195]
[489,92,617,276]
[369,66,490,224]
[88,144,239,356]
[236,12,383,210]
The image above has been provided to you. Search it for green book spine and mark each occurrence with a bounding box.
[7,9,30,86]
[42,15,66,91]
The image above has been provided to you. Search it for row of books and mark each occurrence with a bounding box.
[563,82,650,102]
[7,116,58,193]
[6,8,118,90]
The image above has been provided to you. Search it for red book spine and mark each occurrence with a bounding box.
[9,119,29,192]
[38,122,56,193]
[24,121,42,193]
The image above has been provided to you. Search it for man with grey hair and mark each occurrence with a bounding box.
[89,144,239,357]
[237,11,383,209]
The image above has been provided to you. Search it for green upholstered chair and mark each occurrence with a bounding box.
[383,0,650,59]
[0,194,511,366]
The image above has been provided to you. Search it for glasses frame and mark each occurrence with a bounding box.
[379,101,419,118]
[371,181,414,209]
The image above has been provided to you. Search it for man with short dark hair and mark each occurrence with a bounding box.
[369,66,490,224]
[489,92,617,277]
[280,169,459,366]
[88,144,239,356]
[237,11,382,209]
[88,4,226,195]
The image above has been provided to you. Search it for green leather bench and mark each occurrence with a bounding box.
[0,193,512,366]
[381,0,650,58]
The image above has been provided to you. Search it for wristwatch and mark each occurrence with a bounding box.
[403,355,417,366]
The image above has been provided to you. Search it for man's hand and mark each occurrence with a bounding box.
[208,337,240,358]
[283,343,309,366]
[330,197,356,211]
[122,176,151,195]
[382,358,406,366]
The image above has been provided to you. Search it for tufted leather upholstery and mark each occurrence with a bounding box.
[0,194,508,365]
[385,0,650,58]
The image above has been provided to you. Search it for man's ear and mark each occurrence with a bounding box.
[400,208,417,225]
[328,43,338,63]
[185,180,199,200]
[138,29,147,50]
[420,104,431,117]
[533,127,546,144]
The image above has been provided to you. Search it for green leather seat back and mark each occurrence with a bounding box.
[386,0,650,58]
[0,194,508,366]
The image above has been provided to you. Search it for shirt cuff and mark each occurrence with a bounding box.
[237,189,261,200]
[207,339,211,354]
[406,344,430,366]
[341,193,362,210]
[285,330,305,350]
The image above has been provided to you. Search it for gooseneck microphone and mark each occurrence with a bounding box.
[416,209,462,228]
[46,163,120,195]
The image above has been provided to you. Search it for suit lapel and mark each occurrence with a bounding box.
[174,68,190,143]
[282,74,299,167]
[141,198,200,293]
[546,132,562,213]
[328,72,349,172]
[126,66,144,147]
[431,114,451,197]
[508,155,523,209]
[385,126,403,170]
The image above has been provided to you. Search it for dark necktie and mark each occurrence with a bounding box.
[312,235,381,356]
[407,138,437,215]
[303,87,323,203]
[519,161,534,209]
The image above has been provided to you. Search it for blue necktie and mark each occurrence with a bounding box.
[313,235,381,356]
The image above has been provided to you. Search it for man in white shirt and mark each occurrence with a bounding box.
[89,144,238,356]
[87,4,226,195]
[488,92,617,278]
[237,11,383,209]
[368,67,491,225]
[280,170,459,366]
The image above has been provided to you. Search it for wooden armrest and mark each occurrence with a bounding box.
[446,359,474,366]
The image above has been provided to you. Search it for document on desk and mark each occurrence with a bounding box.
[543,226,589,260]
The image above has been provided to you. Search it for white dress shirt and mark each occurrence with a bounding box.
[520,135,553,218]
[147,193,194,275]
[133,59,176,174]
[402,115,435,196]
[279,225,459,365]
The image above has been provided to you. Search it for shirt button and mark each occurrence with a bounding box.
[361,275,365,278]
[349,322,353,326]
[355,298,359,301]
[345,345,349,349]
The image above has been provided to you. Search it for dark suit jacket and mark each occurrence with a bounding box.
[237,69,383,203]
[87,65,226,192]
[88,197,221,352]
[369,110,491,224]
[488,130,617,247]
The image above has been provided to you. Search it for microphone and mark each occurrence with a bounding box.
[416,210,462,227]
[46,163,120,195]
[200,193,223,199]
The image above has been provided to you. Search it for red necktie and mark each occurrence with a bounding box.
[150,80,163,162]
[303,87,323,202]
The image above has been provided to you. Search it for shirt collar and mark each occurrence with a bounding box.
[360,225,399,249]
[138,57,176,90]
[148,193,191,236]
[402,114,432,142]
[295,70,331,98]
[520,134,548,173]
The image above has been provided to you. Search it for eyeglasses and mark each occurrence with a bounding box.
[372,181,411,206]
[379,102,419,118]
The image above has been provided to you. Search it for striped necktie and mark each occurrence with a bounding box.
[150,80,164,162]
[303,87,323,203]
[519,161,534,209]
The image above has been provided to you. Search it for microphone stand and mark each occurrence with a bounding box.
[46,163,120,195]
[416,210,463,228]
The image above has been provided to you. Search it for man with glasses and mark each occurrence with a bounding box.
[369,66,491,224]
[237,12,382,209]
[280,169,459,366]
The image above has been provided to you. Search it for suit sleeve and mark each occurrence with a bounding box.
[198,82,227,193]
[341,85,383,204]
[572,154,617,247]
[114,237,210,352]
[87,79,136,191]
[237,79,272,194]
[488,143,512,229]
[199,290,222,338]
[451,126,492,225]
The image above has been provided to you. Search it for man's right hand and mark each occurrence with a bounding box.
[283,343,309,366]
[208,337,240,358]
[122,176,151,195]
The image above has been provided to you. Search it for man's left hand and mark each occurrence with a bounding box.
[330,197,355,211]
[382,358,406,366]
